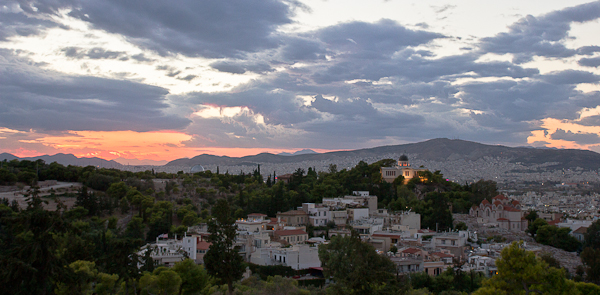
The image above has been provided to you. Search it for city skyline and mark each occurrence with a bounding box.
[2,0,600,164]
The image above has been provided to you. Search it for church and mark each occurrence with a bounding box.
[469,194,528,231]
[380,155,428,184]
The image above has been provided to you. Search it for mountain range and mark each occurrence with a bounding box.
[2,139,600,171]
[166,138,600,170]
[0,153,123,168]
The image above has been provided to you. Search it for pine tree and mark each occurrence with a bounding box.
[204,199,244,294]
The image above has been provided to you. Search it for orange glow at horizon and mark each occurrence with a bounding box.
[6,130,339,162]
[527,118,600,150]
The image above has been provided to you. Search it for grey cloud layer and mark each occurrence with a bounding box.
[11,0,294,58]
[2,1,600,149]
[0,51,189,132]
[479,1,600,63]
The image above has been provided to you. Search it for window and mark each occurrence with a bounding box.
[405,171,410,177]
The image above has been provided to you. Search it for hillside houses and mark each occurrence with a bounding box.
[139,192,531,279]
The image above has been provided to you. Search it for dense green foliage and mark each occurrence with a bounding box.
[318,230,404,294]
[409,268,484,294]
[204,199,245,293]
[5,158,565,295]
[474,241,580,295]
[582,220,600,284]
[527,218,581,252]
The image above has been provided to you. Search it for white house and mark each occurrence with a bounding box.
[250,244,321,270]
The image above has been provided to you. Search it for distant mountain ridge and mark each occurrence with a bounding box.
[165,138,600,170]
[0,153,123,168]
[278,149,318,156]
[2,138,600,171]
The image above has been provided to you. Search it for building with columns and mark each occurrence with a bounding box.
[381,155,428,184]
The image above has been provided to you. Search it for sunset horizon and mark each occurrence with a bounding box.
[2,0,600,165]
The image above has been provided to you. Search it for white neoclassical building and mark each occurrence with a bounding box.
[380,155,428,184]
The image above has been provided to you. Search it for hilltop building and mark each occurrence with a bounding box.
[381,155,428,184]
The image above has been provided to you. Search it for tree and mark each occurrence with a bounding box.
[535,225,580,252]
[172,259,211,295]
[455,222,468,231]
[139,267,182,295]
[473,241,577,295]
[0,195,69,295]
[204,199,244,294]
[581,247,600,284]
[318,230,401,294]
[526,218,548,237]
[584,219,600,249]
[525,210,538,223]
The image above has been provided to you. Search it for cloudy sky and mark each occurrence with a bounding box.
[1,0,600,164]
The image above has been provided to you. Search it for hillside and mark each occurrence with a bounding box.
[166,138,600,170]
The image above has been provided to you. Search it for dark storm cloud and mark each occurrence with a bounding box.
[316,19,445,58]
[63,0,293,58]
[457,79,578,122]
[0,51,189,132]
[278,37,327,62]
[210,60,274,75]
[479,1,600,63]
[577,45,600,55]
[0,8,59,41]
[310,95,378,118]
[62,47,125,59]
[578,115,600,126]
[578,56,600,67]
[130,53,154,63]
[177,75,197,81]
[310,52,538,85]
[551,129,600,145]
[539,70,600,84]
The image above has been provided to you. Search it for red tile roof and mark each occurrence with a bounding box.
[432,252,453,258]
[493,194,508,200]
[573,227,588,234]
[197,240,212,250]
[402,248,421,254]
[248,213,267,216]
[277,210,308,216]
[481,199,490,205]
[511,200,520,205]
[497,218,509,221]
[548,219,561,226]
[493,200,502,206]
[504,206,520,212]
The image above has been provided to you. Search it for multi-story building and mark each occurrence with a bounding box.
[300,203,331,226]
[273,229,309,245]
[276,210,309,226]
[250,244,321,270]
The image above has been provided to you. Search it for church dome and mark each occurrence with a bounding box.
[399,155,408,161]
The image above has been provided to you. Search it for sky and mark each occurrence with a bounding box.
[1,0,600,164]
